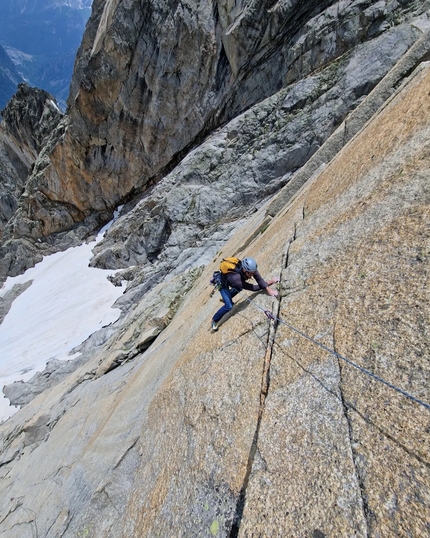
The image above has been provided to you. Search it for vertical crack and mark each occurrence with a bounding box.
[229,315,278,537]
[229,241,292,536]
[333,324,372,538]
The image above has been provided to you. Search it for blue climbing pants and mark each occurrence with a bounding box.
[212,287,241,322]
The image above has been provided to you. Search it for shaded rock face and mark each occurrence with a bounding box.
[0,83,67,281]
[1,83,62,156]
[6,0,430,245]
[0,57,429,537]
[0,89,114,282]
[0,83,62,238]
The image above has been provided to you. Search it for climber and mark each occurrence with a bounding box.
[211,257,279,331]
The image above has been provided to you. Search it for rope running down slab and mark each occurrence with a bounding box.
[245,297,430,412]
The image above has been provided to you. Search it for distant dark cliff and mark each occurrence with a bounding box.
[0,0,92,109]
[0,83,62,241]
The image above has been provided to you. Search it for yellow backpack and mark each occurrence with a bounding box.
[210,258,242,296]
[219,257,241,274]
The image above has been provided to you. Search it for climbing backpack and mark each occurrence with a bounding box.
[219,257,241,274]
[210,257,242,296]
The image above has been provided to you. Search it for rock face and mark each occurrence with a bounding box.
[0,2,430,537]
[0,83,62,236]
[1,83,62,156]
[2,0,429,251]
[0,84,64,279]
[0,53,429,538]
[88,24,430,297]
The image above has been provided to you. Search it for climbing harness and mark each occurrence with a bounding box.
[246,297,430,412]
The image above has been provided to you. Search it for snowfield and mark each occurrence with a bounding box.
[0,228,125,422]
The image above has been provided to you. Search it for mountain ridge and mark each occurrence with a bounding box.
[0,0,91,109]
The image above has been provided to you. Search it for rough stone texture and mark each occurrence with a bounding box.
[239,61,430,537]
[88,21,427,292]
[267,27,430,217]
[4,0,430,246]
[0,83,62,238]
[0,58,428,538]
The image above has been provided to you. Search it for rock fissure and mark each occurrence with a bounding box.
[332,319,430,466]
[0,457,16,470]
[96,485,122,515]
[0,499,22,526]
[45,509,71,537]
[6,520,37,538]
[270,326,430,469]
[113,437,140,470]
[58,523,71,538]
[1,501,38,536]
[229,246,288,536]
[333,326,371,537]
[228,318,278,537]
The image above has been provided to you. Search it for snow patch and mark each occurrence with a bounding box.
[0,227,125,423]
